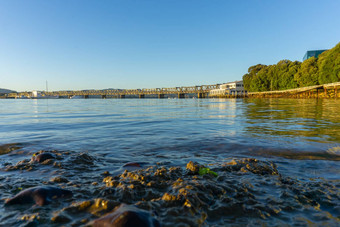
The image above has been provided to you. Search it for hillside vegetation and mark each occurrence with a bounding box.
[0,88,16,94]
[243,42,340,92]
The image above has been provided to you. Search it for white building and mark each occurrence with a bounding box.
[31,90,59,99]
[31,90,42,98]
[209,80,246,97]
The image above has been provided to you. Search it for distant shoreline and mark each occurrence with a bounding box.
[2,81,340,99]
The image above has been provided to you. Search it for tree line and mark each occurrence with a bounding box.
[243,42,340,92]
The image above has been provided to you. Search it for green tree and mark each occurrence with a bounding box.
[318,42,340,84]
[243,64,267,92]
[242,42,339,92]
[294,57,318,87]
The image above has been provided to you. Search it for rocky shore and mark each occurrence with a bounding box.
[1,150,339,226]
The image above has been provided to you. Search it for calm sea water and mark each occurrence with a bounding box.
[0,98,339,226]
[0,99,340,154]
[1,98,340,175]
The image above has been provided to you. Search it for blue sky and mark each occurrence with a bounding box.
[0,0,339,91]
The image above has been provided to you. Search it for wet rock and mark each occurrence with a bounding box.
[0,143,22,155]
[103,176,119,187]
[72,152,95,165]
[101,171,110,175]
[5,159,30,171]
[5,186,72,206]
[31,152,55,163]
[89,203,160,227]
[4,150,66,171]
[52,198,120,224]
[20,213,41,226]
[123,162,141,167]
[161,193,177,202]
[20,213,40,221]
[186,161,202,174]
[50,176,69,183]
[3,156,338,226]
[53,161,62,168]
[96,160,289,225]
[51,214,72,223]
[222,158,279,175]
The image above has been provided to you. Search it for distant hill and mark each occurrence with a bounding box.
[0,88,16,94]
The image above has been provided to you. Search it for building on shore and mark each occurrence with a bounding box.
[209,80,246,97]
[303,50,327,61]
[31,90,59,99]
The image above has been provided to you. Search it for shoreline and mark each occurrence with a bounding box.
[1,149,339,226]
[247,82,340,99]
[3,82,340,99]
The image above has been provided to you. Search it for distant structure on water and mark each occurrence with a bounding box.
[7,82,248,99]
[31,90,59,99]
[209,80,246,97]
[303,49,327,61]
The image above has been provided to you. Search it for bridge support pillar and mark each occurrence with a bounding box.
[158,94,165,99]
[139,94,145,99]
[84,95,89,99]
[197,93,206,98]
[178,93,185,99]
[101,95,106,99]
[120,95,125,99]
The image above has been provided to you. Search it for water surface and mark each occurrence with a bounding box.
[0,98,339,226]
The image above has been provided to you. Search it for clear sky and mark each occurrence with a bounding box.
[0,0,339,91]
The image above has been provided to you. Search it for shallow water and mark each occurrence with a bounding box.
[0,98,339,226]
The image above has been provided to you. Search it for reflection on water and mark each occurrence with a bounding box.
[243,98,340,143]
[0,98,339,159]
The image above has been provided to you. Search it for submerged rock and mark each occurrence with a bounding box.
[31,152,55,163]
[2,155,339,226]
[89,203,160,227]
[223,158,279,175]
[72,152,95,165]
[4,159,30,171]
[0,143,22,155]
[98,160,286,225]
[5,186,72,206]
[50,176,69,183]
[52,198,120,225]
[123,162,142,168]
